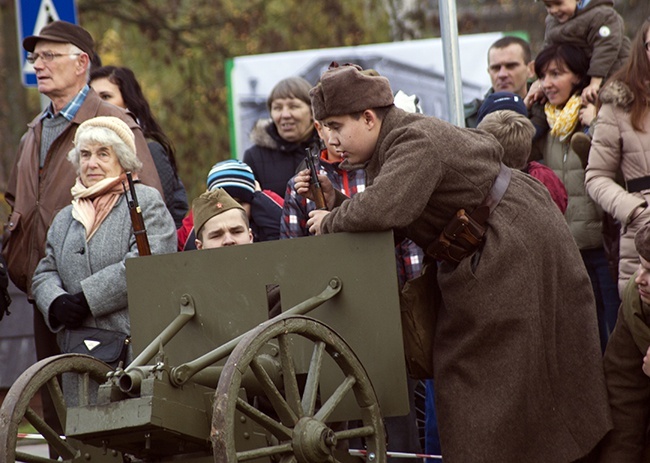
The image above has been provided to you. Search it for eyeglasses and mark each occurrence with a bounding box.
[26,52,81,64]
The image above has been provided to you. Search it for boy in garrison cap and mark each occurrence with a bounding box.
[296,63,611,463]
[598,222,650,461]
[177,159,283,250]
[192,189,253,250]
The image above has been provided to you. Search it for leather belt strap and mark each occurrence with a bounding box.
[626,176,650,193]
[426,164,512,264]
[466,163,512,225]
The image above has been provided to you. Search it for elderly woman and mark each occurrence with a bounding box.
[243,76,320,197]
[536,43,620,349]
[32,116,177,366]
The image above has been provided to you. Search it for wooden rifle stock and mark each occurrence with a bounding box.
[123,172,151,256]
[305,144,327,210]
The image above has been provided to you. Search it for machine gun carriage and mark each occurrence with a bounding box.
[0,231,412,463]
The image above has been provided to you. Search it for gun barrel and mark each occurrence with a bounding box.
[125,172,152,256]
[305,147,327,210]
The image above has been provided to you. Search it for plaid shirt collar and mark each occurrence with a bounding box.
[41,84,90,121]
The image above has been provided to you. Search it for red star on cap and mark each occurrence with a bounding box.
[216,202,223,209]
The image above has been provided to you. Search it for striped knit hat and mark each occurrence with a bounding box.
[206,160,256,203]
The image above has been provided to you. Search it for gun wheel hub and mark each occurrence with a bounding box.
[292,417,337,463]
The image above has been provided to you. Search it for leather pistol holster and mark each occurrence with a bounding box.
[427,164,512,265]
[427,207,487,264]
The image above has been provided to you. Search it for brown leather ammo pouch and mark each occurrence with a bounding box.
[427,207,488,265]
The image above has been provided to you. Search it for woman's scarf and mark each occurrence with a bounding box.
[71,172,131,241]
[545,94,582,142]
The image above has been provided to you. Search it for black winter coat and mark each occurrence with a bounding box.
[243,119,319,197]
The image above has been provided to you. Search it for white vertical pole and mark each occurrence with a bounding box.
[438,0,465,127]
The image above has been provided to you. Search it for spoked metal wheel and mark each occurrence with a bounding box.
[212,315,386,463]
[0,354,120,463]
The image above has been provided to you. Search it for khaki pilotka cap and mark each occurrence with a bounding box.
[23,20,95,57]
[309,63,394,121]
[193,189,245,238]
[635,222,650,261]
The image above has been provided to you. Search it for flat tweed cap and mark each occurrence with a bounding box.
[310,63,394,121]
[23,20,94,57]
[75,116,136,155]
[635,221,650,262]
[193,189,245,238]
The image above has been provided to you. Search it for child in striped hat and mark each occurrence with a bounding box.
[177,159,284,250]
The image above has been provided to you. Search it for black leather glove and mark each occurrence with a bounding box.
[49,294,90,329]
[0,257,11,321]
[71,292,90,310]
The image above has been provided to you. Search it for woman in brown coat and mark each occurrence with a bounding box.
[300,63,611,463]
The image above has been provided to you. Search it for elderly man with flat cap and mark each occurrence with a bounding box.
[598,223,650,462]
[296,63,612,463]
[3,20,164,417]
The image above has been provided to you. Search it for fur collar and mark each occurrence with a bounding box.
[599,80,634,109]
[249,119,279,150]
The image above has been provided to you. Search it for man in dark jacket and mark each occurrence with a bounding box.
[300,63,611,463]
[464,36,535,128]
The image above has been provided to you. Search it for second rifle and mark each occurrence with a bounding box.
[123,171,151,257]
[305,143,327,210]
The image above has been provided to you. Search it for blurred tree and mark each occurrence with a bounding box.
[2,0,648,204]
[78,0,392,201]
[0,0,29,210]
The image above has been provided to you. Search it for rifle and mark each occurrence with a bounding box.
[123,172,151,257]
[305,143,327,210]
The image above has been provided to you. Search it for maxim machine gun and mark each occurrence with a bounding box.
[0,232,410,463]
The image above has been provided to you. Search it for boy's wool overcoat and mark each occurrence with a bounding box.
[322,107,612,463]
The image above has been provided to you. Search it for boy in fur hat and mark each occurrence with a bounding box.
[297,62,611,463]
[598,223,650,461]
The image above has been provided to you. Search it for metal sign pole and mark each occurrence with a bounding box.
[438,0,465,127]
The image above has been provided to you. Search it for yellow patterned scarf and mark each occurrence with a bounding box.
[545,94,582,142]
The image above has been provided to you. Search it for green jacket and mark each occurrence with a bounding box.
[599,276,650,462]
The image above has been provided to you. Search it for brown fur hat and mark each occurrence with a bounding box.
[310,63,394,120]
[635,222,650,262]
[477,111,535,170]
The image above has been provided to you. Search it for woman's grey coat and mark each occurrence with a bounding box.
[32,183,177,346]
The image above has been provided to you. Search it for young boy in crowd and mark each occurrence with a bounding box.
[177,159,283,251]
[534,0,630,104]
[476,92,568,213]
[297,62,611,463]
[598,222,650,461]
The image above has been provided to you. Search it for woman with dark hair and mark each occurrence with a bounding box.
[90,66,188,228]
[536,43,619,350]
[243,76,320,197]
[586,18,650,299]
